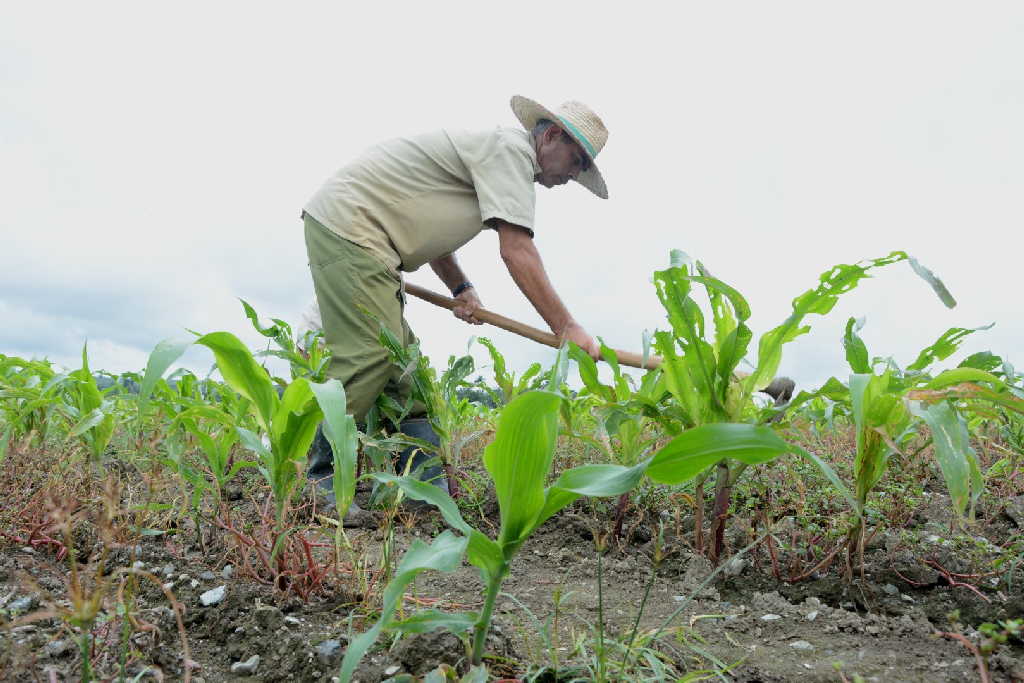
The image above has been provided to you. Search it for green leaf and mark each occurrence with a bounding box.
[339,531,468,683]
[240,298,283,338]
[646,423,789,485]
[745,252,918,394]
[196,332,278,432]
[958,351,1003,373]
[569,344,613,401]
[139,337,192,414]
[923,368,1006,391]
[466,530,505,580]
[389,609,476,635]
[907,324,994,372]
[916,401,976,520]
[843,317,871,373]
[534,461,649,529]
[68,407,107,438]
[908,257,957,308]
[367,473,471,535]
[483,390,562,547]
[309,379,359,519]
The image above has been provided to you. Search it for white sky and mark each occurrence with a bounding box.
[2,2,1022,391]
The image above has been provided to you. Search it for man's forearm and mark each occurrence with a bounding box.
[501,240,575,335]
[429,253,469,293]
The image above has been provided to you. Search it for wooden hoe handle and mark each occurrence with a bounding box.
[404,282,661,370]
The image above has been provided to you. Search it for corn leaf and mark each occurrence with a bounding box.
[907,324,994,372]
[534,461,650,529]
[483,390,561,547]
[309,379,358,519]
[389,610,476,635]
[646,423,789,485]
[139,337,192,414]
[916,401,978,520]
[196,332,278,432]
[843,318,871,373]
[338,531,468,683]
[367,473,471,536]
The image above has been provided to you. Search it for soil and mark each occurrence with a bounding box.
[2,457,1023,682]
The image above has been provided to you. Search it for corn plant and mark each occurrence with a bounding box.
[171,405,253,502]
[377,326,478,490]
[145,332,358,566]
[63,343,116,464]
[568,342,667,536]
[336,345,837,679]
[338,349,651,678]
[0,355,70,445]
[240,299,330,383]
[476,336,546,405]
[649,250,954,561]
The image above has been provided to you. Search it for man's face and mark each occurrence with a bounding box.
[535,125,591,189]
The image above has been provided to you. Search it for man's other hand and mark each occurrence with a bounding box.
[453,289,484,325]
[562,322,600,359]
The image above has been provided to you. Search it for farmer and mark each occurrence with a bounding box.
[301,96,609,515]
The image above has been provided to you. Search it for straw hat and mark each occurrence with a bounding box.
[510,95,609,199]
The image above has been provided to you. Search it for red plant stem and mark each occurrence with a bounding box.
[612,492,629,539]
[787,543,843,583]
[765,530,782,581]
[935,631,991,683]
[926,559,992,603]
[708,465,732,566]
[694,480,705,556]
[445,462,462,501]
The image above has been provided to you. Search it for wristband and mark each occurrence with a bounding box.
[451,282,474,297]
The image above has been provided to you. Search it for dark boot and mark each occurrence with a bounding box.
[306,424,374,527]
[394,418,449,495]
[761,377,796,406]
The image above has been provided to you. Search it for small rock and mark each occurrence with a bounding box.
[1004,496,1024,528]
[199,571,216,581]
[790,640,814,650]
[189,579,199,589]
[20,547,35,554]
[724,557,747,577]
[882,583,899,596]
[231,655,260,675]
[221,564,234,579]
[43,639,73,658]
[162,563,175,577]
[315,640,343,666]
[162,582,174,591]
[284,616,301,626]
[384,665,400,675]
[7,596,37,613]
[199,585,227,607]
[806,611,819,621]
[132,561,145,571]
[761,614,782,621]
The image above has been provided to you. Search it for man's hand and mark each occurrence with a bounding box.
[561,321,600,359]
[453,288,484,325]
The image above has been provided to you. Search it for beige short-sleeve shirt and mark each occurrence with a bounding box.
[304,126,540,275]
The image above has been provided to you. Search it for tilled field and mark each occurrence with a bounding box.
[2,464,1023,682]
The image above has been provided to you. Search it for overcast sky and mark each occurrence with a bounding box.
[2,2,1022,393]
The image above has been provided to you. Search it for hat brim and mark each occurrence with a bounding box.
[510,95,608,199]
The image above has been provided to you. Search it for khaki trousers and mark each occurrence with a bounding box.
[303,213,421,423]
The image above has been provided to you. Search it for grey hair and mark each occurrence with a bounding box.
[531,118,559,138]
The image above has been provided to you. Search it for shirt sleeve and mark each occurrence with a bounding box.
[466,129,537,235]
